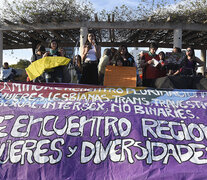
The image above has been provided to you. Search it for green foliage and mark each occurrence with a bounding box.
[10,59,31,69]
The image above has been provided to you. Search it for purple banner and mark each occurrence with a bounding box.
[0,82,207,179]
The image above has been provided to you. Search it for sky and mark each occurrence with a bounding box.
[2,0,185,65]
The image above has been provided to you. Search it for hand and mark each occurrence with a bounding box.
[147,60,153,64]
[160,60,165,66]
[59,48,65,56]
[92,40,96,46]
[43,52,49,57]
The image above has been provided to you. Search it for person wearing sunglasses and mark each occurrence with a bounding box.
[174,47,204,76]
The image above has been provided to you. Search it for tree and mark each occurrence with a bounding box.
[1,0,207,49]
[0,0,95,53]
[1,0,94,24]
[149,0,207,24]
[10,59,31,69]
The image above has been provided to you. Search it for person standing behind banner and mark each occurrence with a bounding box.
[166,47,184,75]
[158,51,167,77]
[115,59,124,66]
[140,43,161,88]
[175,47,204,76]
[110,47,118,65]
[98,48,112,85]
[113,45,135,67]
[70,55,82,83]
[80,33,101,85]
[43,39,65,83]
[0,62,16,82]
[30,44,46,83]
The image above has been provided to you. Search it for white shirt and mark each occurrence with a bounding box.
[0,68,12,80]
[85,45,97,62]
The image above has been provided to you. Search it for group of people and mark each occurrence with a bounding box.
[140,43,204,87]
[29,32,137,86]
[30,39,65,83]
[80,33,137,85]
[78,33,205,88]
[1,32,205,88]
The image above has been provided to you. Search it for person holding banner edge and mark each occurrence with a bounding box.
[43,39,65,83]
[30,44,46,83]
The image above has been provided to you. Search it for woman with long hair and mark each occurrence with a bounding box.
[30,44,46,82]
[43,39,65,83]
[72,55,82,83]
[80,32,101,85]
[158,51,167,77]
[113,45,134,67]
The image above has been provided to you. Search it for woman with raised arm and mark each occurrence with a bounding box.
[175,47,204,76]
[80,33,101,85]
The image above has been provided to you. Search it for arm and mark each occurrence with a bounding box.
[91,40,101,60]
[129,56,135,67]
[140,59,146,68]
[43,52,49,58]
[81,45,89,62]
[173,70,180,76]
[168,69,173,75]
[195,57,205,68]
[140,59,153,68]
[94,45,101,59]
[101,56,109,68]
[59,48,65,57]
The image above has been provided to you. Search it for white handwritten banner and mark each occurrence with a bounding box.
[0,82,207,179]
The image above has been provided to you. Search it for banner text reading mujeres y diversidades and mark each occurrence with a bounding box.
[0,82,207,166]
